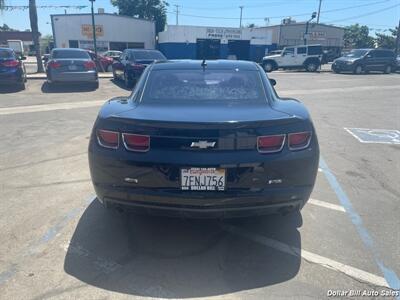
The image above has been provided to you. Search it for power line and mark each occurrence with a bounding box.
[325,3,399,23]
[166,0,394,21]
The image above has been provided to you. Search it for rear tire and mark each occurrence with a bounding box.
[93,81,99,89]
[384,65,392,74]
[263,62,274,73]
[305,61,319,72]
[353,65,363,74]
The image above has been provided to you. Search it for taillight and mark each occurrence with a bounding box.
[288,131,312,150]
[257,134,285,153]
[122,133,150,152]
[96,129,119,149]
[2,60,20,67]
[84,60,96,70]
[48,61,61,68]
[131,63,145,70]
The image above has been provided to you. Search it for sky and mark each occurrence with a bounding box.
[0,0,399,36]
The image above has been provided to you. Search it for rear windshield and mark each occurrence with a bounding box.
[131,50,166,60]
[0,49,14,59]
[142,69,266,103]
[52,50,90,59]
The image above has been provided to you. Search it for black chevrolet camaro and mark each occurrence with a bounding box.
[88,60,319,218]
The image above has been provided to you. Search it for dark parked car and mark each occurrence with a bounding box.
[46,48,98,88]
[112,49,166,88]
[332,48,396,74]
[0,47,27,89]
[89,60,319,218]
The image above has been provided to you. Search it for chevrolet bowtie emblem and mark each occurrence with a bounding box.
[190,141,216,149]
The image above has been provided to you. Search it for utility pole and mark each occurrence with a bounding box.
[395,19,400,55]
[304,12,317,45]
[89,0,97,56]
[174,5,179,25]
[317,0,322,23]
[239,6,244,28]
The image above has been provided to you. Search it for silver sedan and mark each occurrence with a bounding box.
[46,48,99,88]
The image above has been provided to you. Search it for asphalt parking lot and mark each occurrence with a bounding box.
[0,72,399,299]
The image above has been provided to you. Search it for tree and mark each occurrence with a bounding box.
[0,23,18,31]
[343,24,375,49]
[111,0,168,34]
[375,27,398,49]
[29,0,44,72]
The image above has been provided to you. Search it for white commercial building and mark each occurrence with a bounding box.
[51,13,155,52]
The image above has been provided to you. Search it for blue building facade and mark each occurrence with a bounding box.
[158,25,276,62]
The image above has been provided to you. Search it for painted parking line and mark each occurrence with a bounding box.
[0,100,104,116]
[308,198,346,212]
[319,157,400,294]
[224,224,389,288]
[344,127,400,145]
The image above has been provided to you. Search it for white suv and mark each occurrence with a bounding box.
[262,45,323,72]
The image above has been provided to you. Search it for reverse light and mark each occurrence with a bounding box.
[84,60,96,70]
[47,61,61,68]
[288,131,312,150]
[257,134,285,153]
[122,133,150,152]
[97,129,119,149]
[2,60,20,67]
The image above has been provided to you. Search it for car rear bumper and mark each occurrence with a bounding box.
[0,69,24,84]
[331,63,354,72]
[48,71,98,83]
[89,145,318,218]
[94,184,310,218]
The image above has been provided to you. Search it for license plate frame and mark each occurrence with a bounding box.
[181,168,225,191]
[68,65,78,71]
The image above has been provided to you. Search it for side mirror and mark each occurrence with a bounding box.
[366,54,372,58]
[20,56,27,60]
[269,78,276,86]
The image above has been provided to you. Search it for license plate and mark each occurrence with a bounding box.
[68,65,78,71]
[181,168,225,191]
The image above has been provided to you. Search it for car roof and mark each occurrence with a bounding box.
[126,49,160,52]
[0,47,13,51]
[52,48,87,52]
[152,60,260,71]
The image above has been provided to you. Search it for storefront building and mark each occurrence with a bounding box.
[51,13,155,52]
[158,25,276,62]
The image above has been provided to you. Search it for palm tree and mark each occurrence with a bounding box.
[29,0,44,72]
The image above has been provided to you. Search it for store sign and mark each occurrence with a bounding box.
[301,31,326,40]
[206,28,242,39]
[81,24,104,38]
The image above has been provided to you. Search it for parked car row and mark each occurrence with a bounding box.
[261,44,398,75]
[2,46,399,91]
